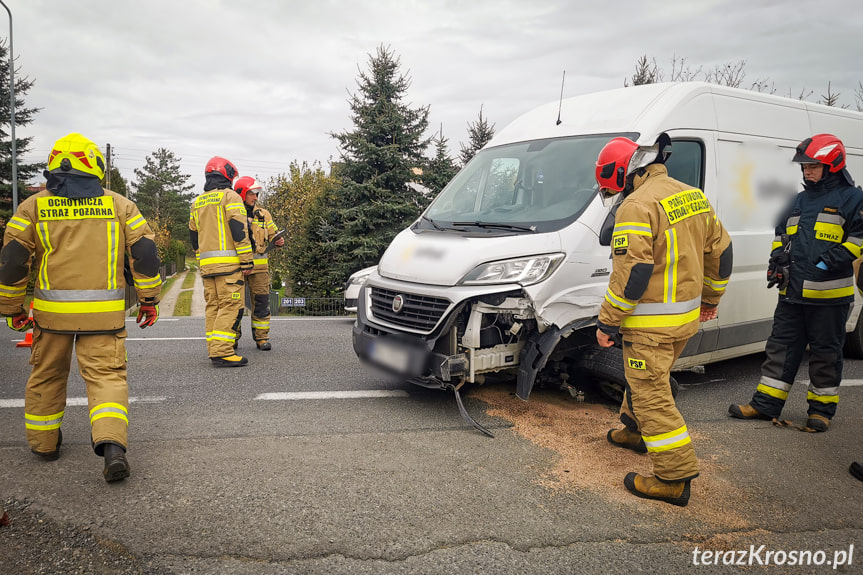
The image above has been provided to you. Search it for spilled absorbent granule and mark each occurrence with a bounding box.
[469,384,750,527]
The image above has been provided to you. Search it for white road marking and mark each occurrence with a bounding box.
[256,390,409,400]
[270,317,354,321]
[125,318,180,322]
[0,396,167,409]
[126,337,206,341]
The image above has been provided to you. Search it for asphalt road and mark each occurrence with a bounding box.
[1,317,862,574]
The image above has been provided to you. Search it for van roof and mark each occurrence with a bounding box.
[490,82,863,151]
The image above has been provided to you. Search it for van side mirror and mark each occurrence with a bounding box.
[599,204,618,246]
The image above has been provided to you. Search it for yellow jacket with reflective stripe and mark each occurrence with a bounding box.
[598,164,732,344]
[0,189,161,333]
[189,188,252,277]
[248,206,279,275]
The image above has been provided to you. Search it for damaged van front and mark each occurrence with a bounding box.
[352,133,622,425]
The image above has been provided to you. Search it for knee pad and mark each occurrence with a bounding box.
[254,294,270,317]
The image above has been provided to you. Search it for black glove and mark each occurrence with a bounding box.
[767,251,790,290]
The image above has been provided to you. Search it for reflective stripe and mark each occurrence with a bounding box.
[267,221,278,231]
[35,288,126,301]
[36,222,53,290]
[802,276,854,299]
[252,258,269,266]
[643,425,691,453]
[34,298,125,314]
[199,249,240,266]
[703,276,728,292]
[842,241,862,258]
[217,201,226,249]
[24,410,64,430]
[134,275,163,289]
[199,250,238,259]
[613,222,652,237]
[604,289,636,311]
[664,228,678,303]
[786,215,800,228]
[207,330,237,342]
[786,225,798,235]
[757,375,791,400]
[630,297,700,316]
[107,221,119,290]
[252,320,269,329]
[807,391,839,404]
[816,213,845,226]
[200,256,241,265]
[808,384,839,396]
[225,202,245,212]
[7,216,29,231]
[236,244,253,254]
[89,402,129,425]
[253,253,268,260]
[127,214,145,230]
[0,284,26,298]
[621,307,699,328]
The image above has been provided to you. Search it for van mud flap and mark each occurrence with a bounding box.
[446,384,494,438]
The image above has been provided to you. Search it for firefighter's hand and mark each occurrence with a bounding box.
[240,261,254,276]
[5,311,33,332]
[766,265,790,290]
[274,237,285,247]
[596,329,615,348]
[136,304,159,329]
[699,304,718,322]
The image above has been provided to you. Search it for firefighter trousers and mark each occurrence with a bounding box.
[246,271,271,342]
[25,326,129,455]
[619,338,698,482]
[203,271,245,358]
[750,300,848,420]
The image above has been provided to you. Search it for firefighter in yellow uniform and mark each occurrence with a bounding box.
[0,133,162,482]
[233,177,284,350]
[189,156,253,366]
[594,134,732,506]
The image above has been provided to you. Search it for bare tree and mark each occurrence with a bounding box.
[704,60,747,87]
[818,81,845,108]
[624,54,662,86]
[855,81,863,112]
[668,54,702,82]
[750,79,776,94]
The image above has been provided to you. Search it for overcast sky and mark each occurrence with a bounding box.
[9,0,862,192]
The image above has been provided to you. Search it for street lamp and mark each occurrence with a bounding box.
[0,0,16,214]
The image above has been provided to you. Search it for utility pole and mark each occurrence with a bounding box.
[105,143,112,190]
[0,1,17,213]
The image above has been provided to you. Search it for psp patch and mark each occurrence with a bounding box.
[627,358,647,370]
[612,234,628,255]
[231,292,241,299]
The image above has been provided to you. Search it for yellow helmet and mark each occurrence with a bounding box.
[47,133,106,180]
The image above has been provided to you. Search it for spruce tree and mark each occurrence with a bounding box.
[0,39,44,224]
[458,105,495,167]
[131,148,195,243]
[422,126,458,195]
[329,44,431,281]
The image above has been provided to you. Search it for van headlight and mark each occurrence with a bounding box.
[460,253,565,286]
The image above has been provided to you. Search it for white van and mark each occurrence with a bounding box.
[352,82,863,430]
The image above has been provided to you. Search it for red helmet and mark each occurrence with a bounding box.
[792,134,846,172]
[595,137,639,193]
[234,176,262,202]
[205,156,238,181]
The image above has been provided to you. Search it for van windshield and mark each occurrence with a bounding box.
[420,134,632,234]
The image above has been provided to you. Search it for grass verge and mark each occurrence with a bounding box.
[173,290,193,316]
[181,270,196,289]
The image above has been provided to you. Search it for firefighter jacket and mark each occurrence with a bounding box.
[0,189,162,333]
[189,187,253,277]
[247,205,279,275]
[598,164,733,344]
[772,172,863,305]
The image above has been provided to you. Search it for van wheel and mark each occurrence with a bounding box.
[844,311,863,358]
[575,345,679,404]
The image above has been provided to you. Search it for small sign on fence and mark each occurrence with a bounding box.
[280,297,307,308]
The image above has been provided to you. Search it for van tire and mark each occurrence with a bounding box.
[575,345,679,404]
[844,312,863,358]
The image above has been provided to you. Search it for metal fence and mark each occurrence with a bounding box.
[271,293,352,317]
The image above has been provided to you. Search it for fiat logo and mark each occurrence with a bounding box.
[392,295,405,313]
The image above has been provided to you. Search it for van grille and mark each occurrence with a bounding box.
[370,287,450,331]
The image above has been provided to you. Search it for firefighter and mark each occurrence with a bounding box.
[0,133,162,482]
[730,134,863,431]
[595,134,733,507]
[190,157,253,366]
[233,177,284,350]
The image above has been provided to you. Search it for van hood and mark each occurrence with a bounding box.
[378,228,563,287]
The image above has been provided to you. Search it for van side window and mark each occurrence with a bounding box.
[664,140,704,189]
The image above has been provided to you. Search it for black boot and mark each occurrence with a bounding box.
[102,443,130,483]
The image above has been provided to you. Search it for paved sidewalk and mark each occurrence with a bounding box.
[158,269,204,317]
